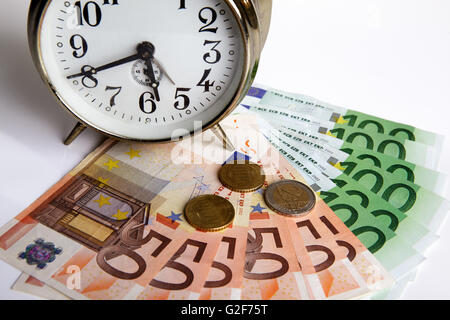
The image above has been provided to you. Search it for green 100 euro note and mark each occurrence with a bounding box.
[243,85,444,153]
[262,135,426,279]
[242,103,440,170]
[275,131,450,234]
[268,132,441,248]
[275,126,447,196]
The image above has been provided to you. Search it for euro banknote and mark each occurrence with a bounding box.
[2,113,392,300]
[266,135,428,278]
[199,188,250,300]
[240,146,392,299]
[244,103,439,169]
[12,273,69,300]
[269,134,439,248]
[0,128,229,299]
[268,127,449,234]
[244,85,444,152]
[322,151,448,233]
[275,126,447,195]
[248,116,439,246]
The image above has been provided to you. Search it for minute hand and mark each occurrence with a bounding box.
[66,53,141,79]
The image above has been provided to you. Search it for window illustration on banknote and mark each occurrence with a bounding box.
[30,175,148,253]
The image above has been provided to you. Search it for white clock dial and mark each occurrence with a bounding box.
[39,0,245,140]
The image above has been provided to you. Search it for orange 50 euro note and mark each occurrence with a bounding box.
[2,113,391,300]
[0,113,268,300]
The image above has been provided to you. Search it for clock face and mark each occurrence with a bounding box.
[39,0,245,140]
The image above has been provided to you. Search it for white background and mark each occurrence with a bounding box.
[1,0,450,299]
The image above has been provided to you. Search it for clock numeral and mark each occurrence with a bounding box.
[105,86,122,107]
[197,69,215,93]
[139,92,157,114]
[179,0,186,9]
[203,40,221,64]
[69,34,88,58]
[75,1,102,27]
[174,88,191,110]
[81,65,98,88]
[199,7,218,33]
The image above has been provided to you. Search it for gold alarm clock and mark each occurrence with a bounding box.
[28,0,272,146]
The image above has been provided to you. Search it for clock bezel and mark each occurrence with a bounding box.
[28,0,271,143]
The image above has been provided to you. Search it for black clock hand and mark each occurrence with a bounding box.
[144,59,160,102]
[66,42,155,79]
[66,54,140,79]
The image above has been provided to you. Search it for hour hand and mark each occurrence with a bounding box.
[144,59,160,102]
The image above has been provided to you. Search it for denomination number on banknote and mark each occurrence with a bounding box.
[339,165,418,213]
[297,218,356,272]
[150,239,207,290]
[244,228,289,280]
[97,228,171,280]
[343,115,416,141]
[341,148,417,184]
[320,191,387,253]
[98,215,212,291]
[330,129,407,160]
[204,237,235,288]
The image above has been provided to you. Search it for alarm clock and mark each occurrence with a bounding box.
[27,0,272,145]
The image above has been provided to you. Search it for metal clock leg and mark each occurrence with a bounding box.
[211,123,235,152]
[64,122,88,145]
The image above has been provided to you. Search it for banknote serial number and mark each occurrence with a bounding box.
[180,304,269,317]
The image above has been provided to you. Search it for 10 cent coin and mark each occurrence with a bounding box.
[184,195,235,232]
[218,161,265,193]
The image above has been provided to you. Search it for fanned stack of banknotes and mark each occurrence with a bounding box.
[1,85,447,300]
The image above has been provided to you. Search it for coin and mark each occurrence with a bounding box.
[184,195,235,232]
[264,180,316,216]
[218,161,265,193]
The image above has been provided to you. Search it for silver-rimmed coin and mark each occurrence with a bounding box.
[264,180,316,216]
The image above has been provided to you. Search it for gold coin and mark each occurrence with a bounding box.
[264,180,316,217]
[184,195,235,232]
[218,161,265,193]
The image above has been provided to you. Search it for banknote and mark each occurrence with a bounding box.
[244,85,444,152]
[276,126,447,195]
[222,117,391,299]
[7,126,257,300]
[238,101,438,174]
[238,110,446,241]
[323,153,449,233]
[369,270,417,300]
[12,273,69,300]
[3,113,392,300]
[269,129,449,235]
[266,135,427,279]
[273,154,392,299]
[0,142,226,299]
[237,143,391,299]
[244,103,440,170]
[232,110,438,285]
[199,174,252,299]
[241,203,310,300]
[134,162,246,300]
[0,115,262,300]
[269,132,437,244]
